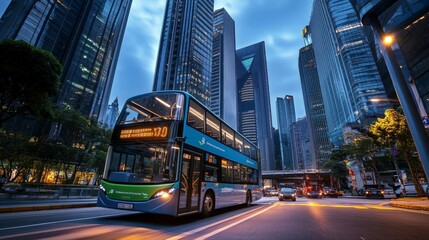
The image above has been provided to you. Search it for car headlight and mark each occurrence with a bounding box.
[153,188,175,199]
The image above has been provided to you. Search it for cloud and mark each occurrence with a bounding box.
[214,0,249,17]
[111,0,314,126]
[126,1,165,72]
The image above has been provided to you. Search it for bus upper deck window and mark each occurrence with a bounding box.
[188,100,205,132]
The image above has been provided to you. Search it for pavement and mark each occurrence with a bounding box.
[389,197,429,211]
[0,198,97,213]
[1,195,429,213]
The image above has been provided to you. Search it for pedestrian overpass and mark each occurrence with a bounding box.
[262,169,333,189]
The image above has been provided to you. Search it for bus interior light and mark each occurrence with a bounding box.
[155,97,171,108]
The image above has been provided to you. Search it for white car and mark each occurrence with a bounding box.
[395,183,428,197]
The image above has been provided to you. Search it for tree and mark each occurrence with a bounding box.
[0,39,62,126]
[369,109,426,196]
[323,148,348,189]
[0,132,34,183]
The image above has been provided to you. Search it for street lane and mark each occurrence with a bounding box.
[0,197,428,239]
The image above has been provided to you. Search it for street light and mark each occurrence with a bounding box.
[376,30,429,189]
[369,98,399,103]
[369,98,401,109]
[382,34,395,46]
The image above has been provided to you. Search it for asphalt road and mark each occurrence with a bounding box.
[0,197,428,240]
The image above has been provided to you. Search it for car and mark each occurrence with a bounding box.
[269,189,279,197]
[306,186,323,198]
[263,188,272,197]
[278,188,297,201]
[364,185,396,199]
[395,183,429,197]
[295,187,304,197]
[322,187,338,198]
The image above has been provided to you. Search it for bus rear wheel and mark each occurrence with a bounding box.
[202,192,215,217]
[245,191,252,207]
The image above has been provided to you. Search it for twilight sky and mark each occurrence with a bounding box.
[111,0,313,128]
[0,0,314,128]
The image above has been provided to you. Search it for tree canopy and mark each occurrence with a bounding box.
[0,39,62,125]
[369,109,426,196]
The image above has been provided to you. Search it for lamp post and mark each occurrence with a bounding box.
[370,20,429,191]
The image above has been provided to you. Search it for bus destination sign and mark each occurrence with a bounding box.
[119,126,168,139]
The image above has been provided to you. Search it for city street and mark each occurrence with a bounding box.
[1,197,428,239]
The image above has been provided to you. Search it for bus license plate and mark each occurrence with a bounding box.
[117,203,133,210]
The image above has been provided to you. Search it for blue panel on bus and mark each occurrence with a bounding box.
[184,127,257,168]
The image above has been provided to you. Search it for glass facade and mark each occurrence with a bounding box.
[276,96,295,170]
[153,0,214,107]
[0,0,132,121]
[376,1,429,117]
[299,42,332,168]
[236,42,275,171]
[211,8,237,130]
[290,117,313,170]
[310,0,389,145]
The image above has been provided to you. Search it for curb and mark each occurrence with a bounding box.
[389,202,429,211]
[0,203,97,213]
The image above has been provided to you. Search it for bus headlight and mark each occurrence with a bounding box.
[99,184,106,193]
[153,188,175,199]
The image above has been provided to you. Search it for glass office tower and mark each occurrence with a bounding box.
[211,8,237,129]
[351,0,429,118]
[0,0,132,122]
[309,0,390,145]
[153,0,214,107]
[276,96,296,170]
[290,117,313,170]
[236,42,275,171]
[298,26,331,167]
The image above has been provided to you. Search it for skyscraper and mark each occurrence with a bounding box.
[276,95,296,170]
[103,97,120,129]
[309,0,390,145]
[351,0,429,118]
[298,25,331,167]
[211,8,237,129]
[153,0,214,107]
[0,0,132,122]
[290,117,313,170]
[236,42,275,171]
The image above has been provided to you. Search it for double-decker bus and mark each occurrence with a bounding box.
[97,91,262,217]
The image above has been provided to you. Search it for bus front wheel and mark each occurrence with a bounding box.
[202,192,215,217]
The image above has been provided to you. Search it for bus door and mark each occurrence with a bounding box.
[178,150,201,214]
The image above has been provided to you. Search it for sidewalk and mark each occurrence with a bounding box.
[0,198,97,213]
[389,197,429,211]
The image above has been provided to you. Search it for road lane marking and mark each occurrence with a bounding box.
[194,203,279,240]
[166,205,271,240]
[0,212,133,231]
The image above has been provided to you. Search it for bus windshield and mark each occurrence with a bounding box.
[119,93,184,124]
[106,142,180,184]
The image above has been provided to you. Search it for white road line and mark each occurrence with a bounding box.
[194,203,278,240]
[166,205,269,240]
[0,213,130,231]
